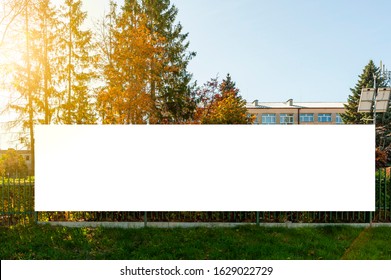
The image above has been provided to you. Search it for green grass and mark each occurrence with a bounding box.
[3,224,390,260]
[341,227,391,259]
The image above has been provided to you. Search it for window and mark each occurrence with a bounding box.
[336,114,343,124]
[318,113,332,123]
[280,113,294,124]
[299,113,314,123]
[262,113,276,124]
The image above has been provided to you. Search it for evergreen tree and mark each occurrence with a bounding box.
[341,60,385,124]
[31,0,60,124]
[57,0,96,124]
[5,0,61,174]
[8,0,39,174]
[125,0,196,124]
[342,60,391,166]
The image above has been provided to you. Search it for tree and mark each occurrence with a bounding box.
[8,0,37,175]
[57,0,96,124]
[195,74,254,124]
[97,1,167,124]
[124,0,196,124]
[94,1,117,76]
[4,0,61,174]
[26,0,61,125]
[0,149,28,177]
[341,60,391,167]
[0,0,25,47]
[341,60,385,124]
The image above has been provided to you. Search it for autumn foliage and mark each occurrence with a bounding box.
[194,74,254,124]
[97,8,165,124]
[376,148,388,169]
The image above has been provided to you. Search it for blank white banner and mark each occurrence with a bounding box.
[35,125,374,211]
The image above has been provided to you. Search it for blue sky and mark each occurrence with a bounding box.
[172,0,391,102]
[79,0,391,102]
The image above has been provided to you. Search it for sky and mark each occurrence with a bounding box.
[173,0,391,102]
[60,0,391,103]
[2,0,391,148]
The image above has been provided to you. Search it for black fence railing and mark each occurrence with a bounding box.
[1,168,390,226]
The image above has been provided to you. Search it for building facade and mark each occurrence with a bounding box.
[246,99,346,125]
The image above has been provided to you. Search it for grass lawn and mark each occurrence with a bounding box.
[341,226,391,259]
[0,224,390,260]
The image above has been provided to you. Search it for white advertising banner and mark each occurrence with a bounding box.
[35,125,374,211]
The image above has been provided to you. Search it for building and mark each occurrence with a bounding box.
[246,99,346,125]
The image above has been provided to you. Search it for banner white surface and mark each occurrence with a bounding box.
[35,125,374,211]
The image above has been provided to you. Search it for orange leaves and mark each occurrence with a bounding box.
[195,75,253,125]
[376,148,388,169]
[97,9,167,124]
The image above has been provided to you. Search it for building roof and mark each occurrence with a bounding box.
[246,99,346,109]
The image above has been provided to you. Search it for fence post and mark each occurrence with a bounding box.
[256,211,260,226]
[144,211,147,227]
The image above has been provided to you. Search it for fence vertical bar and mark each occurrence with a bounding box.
[32,178,36,223]
[1,177,3,226]
[23,178,26,224]
[376,169,380,222]
[7,177,11,225]
[388,168,391,221]
[384,168,387,221]
[1,177,4,225]
[256,211,260,226]
[17,178,20,222]
[390,170,391,222]
[144,211,147,227]
[380,169,383,221]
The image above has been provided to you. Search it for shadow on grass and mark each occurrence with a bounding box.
[341,227,391,260]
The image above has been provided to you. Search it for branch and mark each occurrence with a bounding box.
[0,0,25,48]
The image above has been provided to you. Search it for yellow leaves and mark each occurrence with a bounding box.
[98,9,164,124]
[199,83,251,124]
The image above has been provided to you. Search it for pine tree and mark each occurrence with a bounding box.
[342,60,391,166]
[125,0,196,124]
[7,0,39,174]
[341,60,385,124]
[4,0,60,174]
[31,0,60,124]
[57,0,96,124]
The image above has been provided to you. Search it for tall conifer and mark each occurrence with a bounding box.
[125,0,196,123]
[341,60,385,124]
[58,0,96,124]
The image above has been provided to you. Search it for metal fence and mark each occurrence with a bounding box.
[1,168,391,226]
[0,177,35,226]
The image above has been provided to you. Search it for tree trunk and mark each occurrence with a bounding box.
[25,0,34,175]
